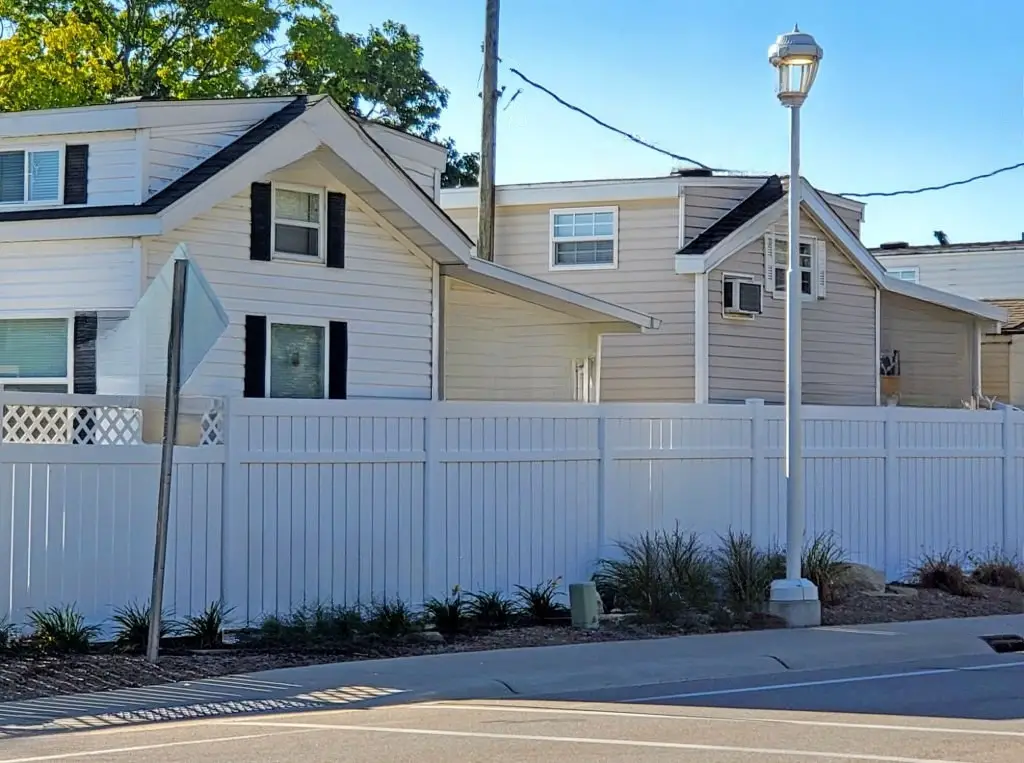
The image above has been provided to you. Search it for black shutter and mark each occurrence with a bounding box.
[250,182,272,261]
[72,313,98,394]
[328,321,348,400]
[64,145,89,205]
[326,192,346,269]
[244,315,267,397]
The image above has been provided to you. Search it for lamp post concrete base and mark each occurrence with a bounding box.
[768,578,821,628]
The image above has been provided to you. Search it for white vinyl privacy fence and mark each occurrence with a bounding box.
[1,393,1022,627]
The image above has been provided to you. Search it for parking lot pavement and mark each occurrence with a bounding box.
[1,656,1022,762]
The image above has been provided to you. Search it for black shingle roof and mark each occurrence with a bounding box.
[0,96,312,223]
[677,175,784,255]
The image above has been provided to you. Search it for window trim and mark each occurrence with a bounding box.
[887,266,920,284]
[0,144,66,208]
[0,312,74,392]
[549,206,619,271]
[264,317,330,399]
[721,272,763,320]
[769,233,819,301]
[270,182,327,264]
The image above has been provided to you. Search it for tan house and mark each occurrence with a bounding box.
[442,175,1006,407]
[872,240,1024,408]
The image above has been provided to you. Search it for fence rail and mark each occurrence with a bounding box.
[1,394,1022,627]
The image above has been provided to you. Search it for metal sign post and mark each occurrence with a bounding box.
[146,257,189,662]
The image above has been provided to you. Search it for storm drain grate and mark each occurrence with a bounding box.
[980,634,1024,653]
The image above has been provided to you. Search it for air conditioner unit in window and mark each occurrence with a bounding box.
[723,279,763,317]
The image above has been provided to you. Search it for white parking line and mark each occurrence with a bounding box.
[620,659,1024,703]
[223,719,977,762]
[0,729,314,763]
[425,701,1024,737]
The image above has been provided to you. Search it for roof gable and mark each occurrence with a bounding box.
[678,176,783,255]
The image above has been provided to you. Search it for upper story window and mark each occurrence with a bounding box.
[887,267,919,283]
[272,184,325,262]
[550,207,618,269]
[764,233,826,300]
[0,148,63,206]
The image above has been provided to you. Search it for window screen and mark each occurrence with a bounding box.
[0,318,69,380]
[269,323,325,399]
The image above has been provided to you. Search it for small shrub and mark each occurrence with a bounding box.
[467,590,518,629]
[515,578,569,623]
[364,598,417,639]
[802,532,850,603]
[258,602,364,646]
[910,550,973,597]
[714,531,778,613]
[594,527,715,623]
[423,586,468,636]
[968,552,1024,591]
[183,601,233,648]
[0,616,18,653]
[28,604,100,654]
[111,601,177,654]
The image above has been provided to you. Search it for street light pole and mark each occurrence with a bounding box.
[768,26,823,627]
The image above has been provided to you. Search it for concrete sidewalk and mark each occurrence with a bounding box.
[2,614,1022,734]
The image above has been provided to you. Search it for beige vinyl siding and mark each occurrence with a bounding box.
[981,335,1011,402]
[876,249,1024,301]
[443,279,599,401]
[820,195,863,240]
[447,200,695,402]
[682,186,759,246]
[1012,340,1024,406]
[708,214,877,405]
[880,292,973,407]
[145,158,433,399]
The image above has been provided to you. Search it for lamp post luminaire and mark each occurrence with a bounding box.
[767,27,824,627]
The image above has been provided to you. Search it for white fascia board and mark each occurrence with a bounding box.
[0,105,140,138]
[360,122,448,171]
[674,255,706,274]
[799,181,888,284]
[699,198,788,273]
[134,97,296,129]
[442,258,660,331]
[0,216,161,243]
[885,278,1008,323]
[308,100,474,264]
[441,178,686,208]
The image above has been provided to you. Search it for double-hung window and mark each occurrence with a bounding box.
[0,148,62,205]
[272,185,324,262]
[887,267,919,283]
[764,233,826,300]
[0,318,70,392]
[550,207,617,269]
[267,321,327,399]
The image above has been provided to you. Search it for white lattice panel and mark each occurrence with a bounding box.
[200,408,224,446]
[2,404,142,445]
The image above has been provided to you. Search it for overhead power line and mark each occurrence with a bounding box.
[507,66,717,171]
[505,64,1023,199]
[836,161,1024,198]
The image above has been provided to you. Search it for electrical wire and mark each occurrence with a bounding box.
[507,66,718,171]
[506,64,1023,198]
[836,161,1024,198]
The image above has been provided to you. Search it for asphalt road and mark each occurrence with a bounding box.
[2,656,1023,762]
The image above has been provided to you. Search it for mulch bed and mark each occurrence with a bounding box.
[822,584,1024,626]
[2,587,1020,704]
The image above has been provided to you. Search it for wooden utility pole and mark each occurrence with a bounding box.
[477,0,500,261]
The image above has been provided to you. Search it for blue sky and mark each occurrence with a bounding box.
[338,1,1024,247]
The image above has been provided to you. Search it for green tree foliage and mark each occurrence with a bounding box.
[0,0,477,183]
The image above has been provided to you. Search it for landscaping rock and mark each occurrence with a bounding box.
[841,563,886,594]
[407,630,445,644]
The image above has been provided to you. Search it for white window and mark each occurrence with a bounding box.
[0,148,63,205]
[550,207,617,269]
[572,356,597,402]
[722,274,763,318]
[267,321,327,399]
[887,267,919,283]
[272,184,325,262]
[0,318,71,392]
[764,233,826,300]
